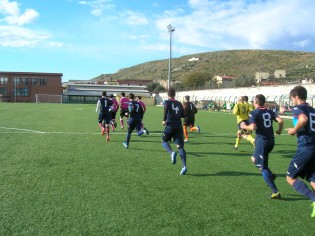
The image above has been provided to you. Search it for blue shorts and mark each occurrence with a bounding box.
[98,112,112,125]
[287,144,315,182]
[253,139,274,169]
[128,118,142,133]
[162,124,184,147]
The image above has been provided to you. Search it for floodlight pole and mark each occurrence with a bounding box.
[167,24,175,89]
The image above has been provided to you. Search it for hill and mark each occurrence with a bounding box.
[94,50,315,83]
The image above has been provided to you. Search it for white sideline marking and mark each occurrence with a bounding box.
[0,127,161,135]
[0,127,46,134]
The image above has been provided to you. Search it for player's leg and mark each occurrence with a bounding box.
[161,126,176,164]
[135,120,144,136]
[175,127,187,175]
[234,130,241,150]
[286,148,315,203]
[123,120,134,148]
[119,109,125,129]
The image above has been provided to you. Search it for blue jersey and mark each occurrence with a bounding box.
[163,99,184,126]
[249,107,277,140]
[128,100,143,120]
[100,97,113,114]
[292,103,315,145]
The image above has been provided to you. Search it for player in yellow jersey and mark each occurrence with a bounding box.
[233,96,255,150]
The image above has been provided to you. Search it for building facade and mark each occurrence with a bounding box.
[0,72,62,102]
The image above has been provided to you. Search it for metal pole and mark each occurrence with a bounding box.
[167,24,175,89]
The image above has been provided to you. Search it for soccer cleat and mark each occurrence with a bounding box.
[106,136,110,141]
[233,146,238,150]
[122,141,128,149]
[180,166,187,175]
[197,125,201,133]
[184,139,189,143]
[269,192,281,199]
[311,202,315,218]
[144,127,149,135]
[101,127,105,136]
[171,152,177,165]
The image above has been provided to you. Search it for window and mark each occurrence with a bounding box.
[31,78,38,86]
[13,88,29,97]
[0,77,8,85]
[13,78,20,85]
[0,87,7,95]
[21,78,29,85]
[39,78,47,86]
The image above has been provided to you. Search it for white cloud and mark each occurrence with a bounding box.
[0,1,64,48]
[78,0,115,17]
[0,0,39,25]
[155,0,315,51]
[122,10,149,26]
[0,25,50,47]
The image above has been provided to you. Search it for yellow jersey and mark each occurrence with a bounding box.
[233,102,250,124]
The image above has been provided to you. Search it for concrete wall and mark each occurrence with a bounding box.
[158,84,315,107]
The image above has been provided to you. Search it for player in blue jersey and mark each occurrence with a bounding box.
[161,88,187,175]
[122,93,144,149]
[241,94,283,198]
[285,86,315,218]
[96,91,113,141]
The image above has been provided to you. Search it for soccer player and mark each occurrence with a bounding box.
[161,88,187,175]
[241,94,283,198]
[109,94,119,131]
[96,91,113,141]
[136,96,149,135]
[119,92,130,130]
[122,93,145,149]
[233,96,255,150]
[182,95,200,142]
[285,86,315,218]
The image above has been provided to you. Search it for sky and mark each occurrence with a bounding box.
[1,0,315,82]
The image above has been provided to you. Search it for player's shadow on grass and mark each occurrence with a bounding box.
[277,194,309,201]
[189,171,286,178]
[188,151,251,157]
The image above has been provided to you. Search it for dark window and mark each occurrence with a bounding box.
[39,79,47,86]
[31,78,38,86]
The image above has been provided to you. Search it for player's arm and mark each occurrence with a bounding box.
[232,103,239,115]
[240,122,256,131]
[162,103,167,126]
[275,116,284,135]
[286,113,308,135]
[96,100,100,113]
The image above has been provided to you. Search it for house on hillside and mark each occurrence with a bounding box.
[275,70,286,79]
[255,72,269,83]
[213,75,236,88]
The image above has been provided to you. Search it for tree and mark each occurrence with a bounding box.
[182,72,212,89]
[234,75,256,87]
[146,82,165,93]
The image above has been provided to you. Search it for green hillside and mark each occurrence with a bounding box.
[94,50,315,83]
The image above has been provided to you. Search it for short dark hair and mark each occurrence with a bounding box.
[102,91,107,96]
[129,93,135,99]
[290,86,307,100]
[137,96,142,100]
[167,87,176,98]
[244,96,248,102]
[109,94,114,98]
[185,95,190,101]
[121,92,125,97]
[255,94,265,106]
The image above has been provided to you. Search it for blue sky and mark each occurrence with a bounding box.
[1,0,315,82]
